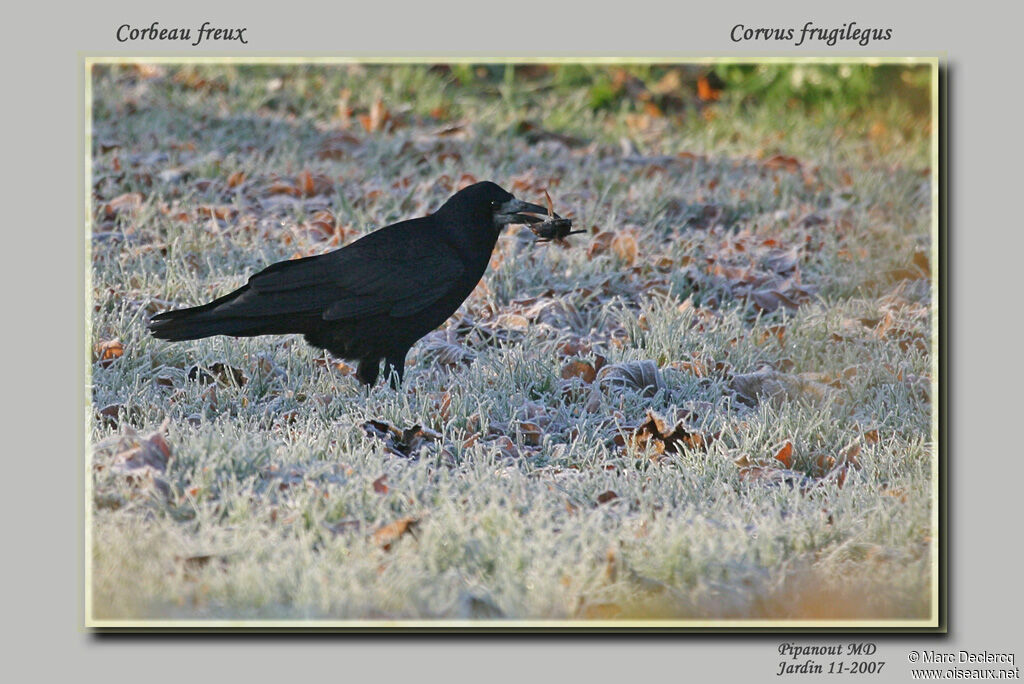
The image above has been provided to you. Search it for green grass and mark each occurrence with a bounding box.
[88,62,934,622]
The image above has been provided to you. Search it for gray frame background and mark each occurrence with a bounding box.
[6,0,1016,680]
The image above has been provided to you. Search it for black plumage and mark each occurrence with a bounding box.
[148,181,551,386]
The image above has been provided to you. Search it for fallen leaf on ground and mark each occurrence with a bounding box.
[696,75,722,101]
[730,366,836,407]
[913,250,930,275]
[196,205,237,221]
[372,516,420,550]
[264,179,301,197]
[738,466,815,489]
[110,419,173,475]
[359,98,392,133]
[417,332,476,367]
[596,360,665,397]
[586,231,615,258]
[763,154,802,173]
[485,435,520,459]
[611,231,639,265]
[314,357,356,376]
[317,131,361,160]
[750,288,802,313]
[620,410,715,457]
[587,360,666,412]
[97,404,123,426]
[101,192,144,219]
[187,362,247,386]
[297,170,334,197]
[561,359,597,383]
[362,420,441,459]
[774,441,794,468]
[517,421,544,446]
[176,554,228,579]
[514,120,585,148]
[94,339,124,367]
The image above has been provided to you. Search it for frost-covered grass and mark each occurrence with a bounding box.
[88,62,935,623]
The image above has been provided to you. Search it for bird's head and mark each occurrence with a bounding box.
[438,181,555,233]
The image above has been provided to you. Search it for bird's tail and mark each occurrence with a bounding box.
[148,285,280,341]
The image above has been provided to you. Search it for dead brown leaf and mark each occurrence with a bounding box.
[696,75,722,101]
[187,362,246,386]
[314,357,356,376]
[96,404,123,426]
[196,205,237,221]
[372,517,420,550]
[514,120,585,148]
[264,180,301,197]
[362,420,441,459]
[750,289,801,313]
[302,210,340,241]
[624,410,715,458]
[558,337,592,358]
[94,339,124,367]
[297,170,334,197]
[418,332,476,367]
[596,360,665,397]
[112,420,172,474]
[101,192,144,219]
[913,250,930,276]
[317,131,361,160]
[730,366,836,407]
[359,97,392,133]
[176,554,228,579]
[425,391,452,422]
[773,441,794,468]
[517,421,544,447]
[561,359,597,384]
[587,230,615,258]
[487,435,519,459]
[763,154,802,173]
[611,231,639,265]
[738,466,814,489]
[813,453,837,477]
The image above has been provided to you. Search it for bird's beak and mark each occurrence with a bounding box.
[494,197,559,226]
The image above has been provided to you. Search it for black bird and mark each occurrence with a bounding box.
[148,181,551,386]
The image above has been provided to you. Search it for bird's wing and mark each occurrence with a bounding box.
[243,218,466,321]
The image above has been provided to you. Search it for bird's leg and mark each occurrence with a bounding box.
[384,351,407,389]
[356,357,381,386]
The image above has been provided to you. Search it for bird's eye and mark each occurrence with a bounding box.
[490,201,501,209]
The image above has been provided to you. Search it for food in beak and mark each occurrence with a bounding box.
[494,197,555,225]
[494,191,586,244]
